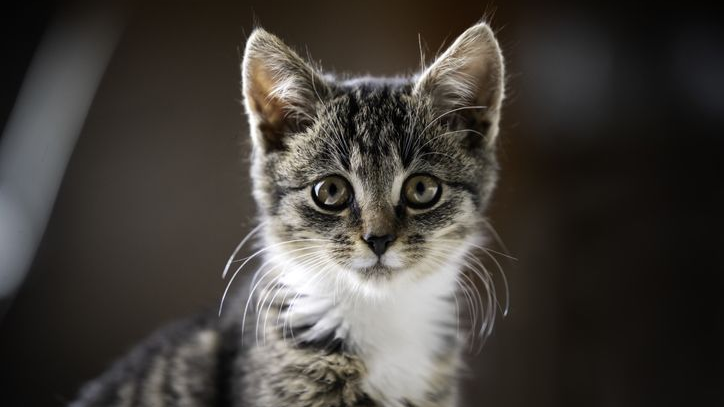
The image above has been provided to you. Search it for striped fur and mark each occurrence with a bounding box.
[72,22,505,407]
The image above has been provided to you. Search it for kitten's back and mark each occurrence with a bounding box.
[70,313,238,407]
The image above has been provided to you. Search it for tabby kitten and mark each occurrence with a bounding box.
[72,21,506,407]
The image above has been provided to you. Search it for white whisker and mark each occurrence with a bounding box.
[238,246,328,339]
[418,105,488,138]
[222,222,266,279]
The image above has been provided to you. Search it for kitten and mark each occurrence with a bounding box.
[71,21,506,407]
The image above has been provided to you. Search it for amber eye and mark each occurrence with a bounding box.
[403,174,442,209]
[312,175,352,211]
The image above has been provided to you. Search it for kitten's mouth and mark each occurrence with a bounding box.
[356,261,396,278]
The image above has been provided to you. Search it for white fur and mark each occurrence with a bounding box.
[267,236,476,407]
[348,269,459,407]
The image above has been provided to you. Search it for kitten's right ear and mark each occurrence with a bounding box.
[242,28,329,152]
[414,22,505,148]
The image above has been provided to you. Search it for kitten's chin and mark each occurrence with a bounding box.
[356,263,396,279]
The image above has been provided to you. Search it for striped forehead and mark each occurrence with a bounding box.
[281,82,439,202]
[333,85,410,201]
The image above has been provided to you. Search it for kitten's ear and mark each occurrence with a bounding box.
[414,22,505,147]
[242,28,329,152]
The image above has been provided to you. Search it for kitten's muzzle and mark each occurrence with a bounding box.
[363,233,396,257]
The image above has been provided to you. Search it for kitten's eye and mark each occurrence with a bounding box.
[312,175,352,211]
[403,174,442,209]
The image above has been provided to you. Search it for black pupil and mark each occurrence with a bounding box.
[415,181,425,195]
[328,182,338,197]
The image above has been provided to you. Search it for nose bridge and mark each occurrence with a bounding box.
[361,200,397,257]
[357,156,398,237]
[362,200,395,236]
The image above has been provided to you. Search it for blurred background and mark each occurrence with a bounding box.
[1,1,723,406]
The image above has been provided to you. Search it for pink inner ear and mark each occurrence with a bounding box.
[245,54,289,122]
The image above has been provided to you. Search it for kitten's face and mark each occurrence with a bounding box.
[242,24,504,291]
[261,88,496,283]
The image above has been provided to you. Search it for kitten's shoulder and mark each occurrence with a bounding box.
[71,312,241,407]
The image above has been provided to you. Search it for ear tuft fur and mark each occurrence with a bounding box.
[414,22,506,146]
[242,28,329,152]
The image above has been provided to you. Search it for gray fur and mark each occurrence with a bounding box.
[71,21,505,407]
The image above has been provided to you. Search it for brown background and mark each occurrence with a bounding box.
[1,1,723,406]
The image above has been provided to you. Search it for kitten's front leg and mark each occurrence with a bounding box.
[242,341,377,407]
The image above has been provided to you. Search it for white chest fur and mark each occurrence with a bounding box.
[352,271,459,406]
[281,266,460,407]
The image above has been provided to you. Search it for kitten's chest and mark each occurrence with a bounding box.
[340,292,461,406]
[246,336,458,407]
[359,340,459,407]
[273,266,462,406]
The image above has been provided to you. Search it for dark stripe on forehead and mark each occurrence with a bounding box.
[346,91,359,141]
[318,107,351,171]
[350,87,409,168]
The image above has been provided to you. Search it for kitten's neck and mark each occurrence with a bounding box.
[274,266,462,406]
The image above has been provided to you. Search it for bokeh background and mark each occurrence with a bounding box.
[1,1,723,406]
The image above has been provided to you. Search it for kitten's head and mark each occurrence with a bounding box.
[242,23,505,295]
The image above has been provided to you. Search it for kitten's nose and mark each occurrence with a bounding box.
[363,233,396,257]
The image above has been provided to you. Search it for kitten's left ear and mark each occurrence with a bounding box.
[414,22,505,147]
[242,28,330,152]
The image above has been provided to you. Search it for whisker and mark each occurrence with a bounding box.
[418,105,488,138]
[423,251,480,342]
[222,222,266,278]
[248,243,328,290]
[423,252,479,349]
[431,236,513,317]
[416,151,457,161]
[424,244,500,350]
[228,250,325,346]
[282,261,335,345]
[255,272,285,346]
[264,253,331,345]
[480,218,512,257]
[416,128,486,154]
[274,255,330,331]
[220,243,327,317]
[434,238,517,261]
[255,252,329,345]
[468,248,510,317]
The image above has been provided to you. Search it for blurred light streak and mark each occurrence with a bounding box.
[0,5,124,299]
